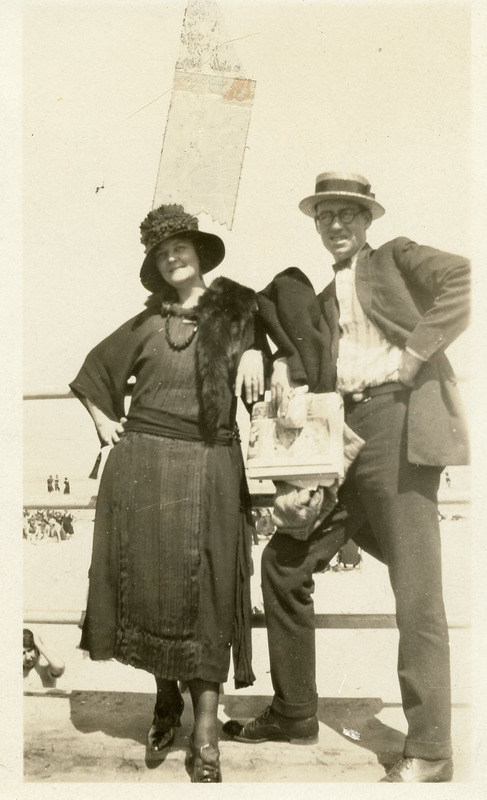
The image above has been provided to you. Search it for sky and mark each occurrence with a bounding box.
[20,0,475,488]
[23,0,472,386]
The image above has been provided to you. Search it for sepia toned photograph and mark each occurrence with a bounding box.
[6,0,483,792]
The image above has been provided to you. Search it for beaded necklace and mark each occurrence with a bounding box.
[161,301,198,352]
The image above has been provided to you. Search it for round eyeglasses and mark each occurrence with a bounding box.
[315,208,364,226]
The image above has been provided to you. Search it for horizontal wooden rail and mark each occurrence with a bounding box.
[23,376,467,402]
[23,492,471,509]
[23,387,132,400]
[23,498,98,510]
[24,610,84,625]
[23,610,468,630]
[23,390,76,400]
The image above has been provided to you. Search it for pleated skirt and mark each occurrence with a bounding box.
[80,431,248,683]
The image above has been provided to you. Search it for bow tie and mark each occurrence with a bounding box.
[333,258,352,272]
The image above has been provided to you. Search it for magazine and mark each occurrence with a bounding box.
[246,391,344,486]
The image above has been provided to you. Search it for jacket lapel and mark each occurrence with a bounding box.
[355,243,373,319]
[318,283,340,371]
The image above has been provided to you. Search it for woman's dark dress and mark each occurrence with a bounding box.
[70,293,256,686]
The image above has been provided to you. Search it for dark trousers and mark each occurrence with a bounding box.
[262,391,452,760]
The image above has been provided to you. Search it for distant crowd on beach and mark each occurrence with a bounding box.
[46,475,70,494]
[23,509,75,544]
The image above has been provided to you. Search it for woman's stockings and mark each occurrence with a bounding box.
[187,678,219,748]
[154,677,183,715]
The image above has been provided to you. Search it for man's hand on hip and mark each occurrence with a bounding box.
[398,350,424,387]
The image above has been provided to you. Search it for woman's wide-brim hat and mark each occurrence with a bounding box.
[299,171,385,220]
[139,203,225,293]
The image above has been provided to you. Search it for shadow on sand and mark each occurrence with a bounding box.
[220,694,404,771]
[68,690,404,775]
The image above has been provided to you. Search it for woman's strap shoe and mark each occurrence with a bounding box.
[189,736,222,783]
[146,697,184,760]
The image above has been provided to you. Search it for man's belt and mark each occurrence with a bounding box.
[342,382,407,405]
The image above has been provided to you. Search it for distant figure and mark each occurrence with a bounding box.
[54,475,60,492]
[23,628,65,687]
[63,477,70,495]
[253,507,276,544]
[445,469,451,488]
[23,510,30,540]
[61,512,74,539]
[338,539,361,569]
[25,514,44,543]
[47,514,62,543]
[47,475,53,493]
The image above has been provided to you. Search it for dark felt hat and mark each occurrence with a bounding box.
[139,204,225,293]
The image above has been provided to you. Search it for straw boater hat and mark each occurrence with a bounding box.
[299,171,385,220]
[139,203,225,293]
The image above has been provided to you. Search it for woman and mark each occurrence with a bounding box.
[70,204,263,782]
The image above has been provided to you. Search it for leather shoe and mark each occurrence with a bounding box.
[222,705,318,744]
[188,735,222,783]
[380,756,453,782]
[146,696,184,761]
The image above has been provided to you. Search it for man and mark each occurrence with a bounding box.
[224,172,470,782]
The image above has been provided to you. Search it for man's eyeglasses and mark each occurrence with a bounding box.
[315,208,364,226]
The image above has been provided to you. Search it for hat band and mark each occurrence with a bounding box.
[315,178,375,199]
[147,226,199,254]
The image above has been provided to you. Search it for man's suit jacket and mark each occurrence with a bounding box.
[319,237,470,466]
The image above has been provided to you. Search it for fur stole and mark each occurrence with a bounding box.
[196,278,257,438]
[147,277,257,439]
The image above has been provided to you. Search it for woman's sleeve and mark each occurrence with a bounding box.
[69,313,147,421]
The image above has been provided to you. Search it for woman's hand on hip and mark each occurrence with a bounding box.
[96,418,127,446]
[86,398,126,446]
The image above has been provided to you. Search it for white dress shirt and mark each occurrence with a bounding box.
[335,251,404,394]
